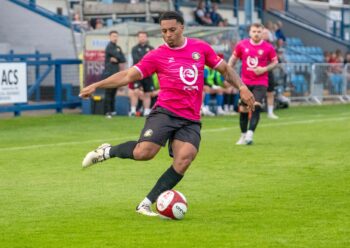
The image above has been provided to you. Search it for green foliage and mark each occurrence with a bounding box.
[0,104,349,248]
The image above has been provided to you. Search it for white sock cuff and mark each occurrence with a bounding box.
[104,146,111,159]
[141,197,152,206]
[267,105,274,114]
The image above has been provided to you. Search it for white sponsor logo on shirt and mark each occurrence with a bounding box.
[247,56,258,69]
[179,65,198,86]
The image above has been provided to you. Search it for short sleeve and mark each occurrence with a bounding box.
[204,43,223,69]
[134,50,157,79]
[233,42,242,58]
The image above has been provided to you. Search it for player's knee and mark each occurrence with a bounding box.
[133,146,157,160]
[173,153,196,174]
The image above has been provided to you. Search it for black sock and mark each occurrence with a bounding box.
[249,106,261,132]
[109,141,137,159]
[146,165,183,203]
[240,112,249,133]
[233,94,240,112]
[223,94,229,105]
[228,93,234,105]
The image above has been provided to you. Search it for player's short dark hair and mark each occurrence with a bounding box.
[159,11,184,25]
[249,23,264,31]
[109,30,118,36]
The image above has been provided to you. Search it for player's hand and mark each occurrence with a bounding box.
[79,84,97,98]
[252,66,267,75]
[110,57,118,63]
[239,85,255,111]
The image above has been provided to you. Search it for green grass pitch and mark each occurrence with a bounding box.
[0,104,349,248]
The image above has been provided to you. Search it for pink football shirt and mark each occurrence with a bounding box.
[134,38,223,121]
[233,39,277,87]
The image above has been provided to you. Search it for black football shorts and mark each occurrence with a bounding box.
[267,71,275,93]
[138,106,201,157]
[133,76,155,93]
[240,85,267,106]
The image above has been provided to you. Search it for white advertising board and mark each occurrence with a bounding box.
[0,63,27,104]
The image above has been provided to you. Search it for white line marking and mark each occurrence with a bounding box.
[0,136,138,151]
[203,116,350,133]
[0,116,349,151]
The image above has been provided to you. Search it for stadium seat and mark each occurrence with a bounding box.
[291,74,307,94]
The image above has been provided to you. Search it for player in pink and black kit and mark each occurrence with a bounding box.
[79,11,255,216]
[229,23,278,145]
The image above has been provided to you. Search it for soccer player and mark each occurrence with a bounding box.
[229,23,278,145]
[79,11,255,216]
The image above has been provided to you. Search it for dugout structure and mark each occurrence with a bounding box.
[83,22,239,87]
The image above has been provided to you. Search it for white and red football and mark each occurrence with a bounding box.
[156,190,188,220]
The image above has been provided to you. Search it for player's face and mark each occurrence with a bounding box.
[160,19,184,48]
[110,33,118,44]
[249,26,263,43]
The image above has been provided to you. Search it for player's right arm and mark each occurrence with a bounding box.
[228,54,239,67]
[228,41,241,68]
[79,67,142,98]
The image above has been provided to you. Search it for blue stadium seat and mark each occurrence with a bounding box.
[291,74,307,94]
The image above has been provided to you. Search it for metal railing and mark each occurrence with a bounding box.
[273,63,350,104]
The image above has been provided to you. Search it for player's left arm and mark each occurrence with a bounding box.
[216,61,255,110]
[253,46,279,75]
[228,54,239,67]
[253,58,278,75]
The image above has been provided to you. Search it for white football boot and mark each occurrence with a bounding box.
[267,113,279,119]
[236,133,246,145]
[245,130,254,145]
[82,143,111,168]
[202,106,215,116]
[216,106,228,116]
[136,203,158,217]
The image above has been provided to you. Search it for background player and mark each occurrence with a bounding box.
[229,23,278,145]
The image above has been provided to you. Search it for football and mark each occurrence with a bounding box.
[156,190,188,220]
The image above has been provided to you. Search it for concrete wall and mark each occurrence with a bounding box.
[36,0,69,15]
[288,2,329,33]
[0,1,78,58]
